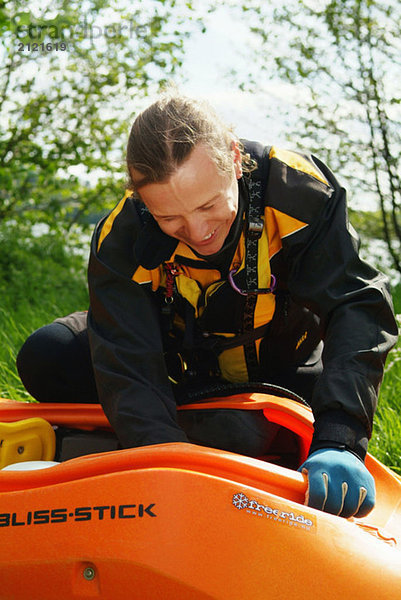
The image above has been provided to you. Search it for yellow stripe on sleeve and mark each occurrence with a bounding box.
[269,147,329,185]
[97,191,132,253]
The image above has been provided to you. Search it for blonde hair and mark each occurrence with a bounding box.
[126,92,256,190]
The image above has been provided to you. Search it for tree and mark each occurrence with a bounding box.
[0,0,203,232]
[238,0,401,274]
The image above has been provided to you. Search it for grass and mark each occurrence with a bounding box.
[0,225,89,401]
[369,292,401,474]
[0,224,400,472]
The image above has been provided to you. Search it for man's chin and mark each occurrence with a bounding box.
[190,238,224,256]
[184,229,225,256]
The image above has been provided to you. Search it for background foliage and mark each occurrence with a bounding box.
[1,0,204,232]
[0,0,400,470]
[236,0,401,274]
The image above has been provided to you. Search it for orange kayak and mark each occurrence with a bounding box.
[0,392,400,599]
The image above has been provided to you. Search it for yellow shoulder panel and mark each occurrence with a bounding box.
[269,147,329,185]
[266,206,308,240]
[132,265,161,292]
[97,190,132,253]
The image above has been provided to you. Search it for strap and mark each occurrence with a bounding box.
[160,262,179,334]
[246,179,264,288]
[241,153,272,380]
[243,294,259,379]
[200,323,269,354]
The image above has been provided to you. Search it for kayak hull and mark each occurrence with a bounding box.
[0,395,400,599]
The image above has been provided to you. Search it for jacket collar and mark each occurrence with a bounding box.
[133,214,179,270]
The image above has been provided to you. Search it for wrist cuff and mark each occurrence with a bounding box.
[310,410,369,462]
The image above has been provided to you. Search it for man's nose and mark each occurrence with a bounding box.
[184,216,209,242]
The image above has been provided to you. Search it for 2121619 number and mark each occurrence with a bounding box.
[18,42,67,52]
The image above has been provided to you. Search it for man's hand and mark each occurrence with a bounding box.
[298,448,375,518]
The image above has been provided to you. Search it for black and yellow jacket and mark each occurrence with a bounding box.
[87,141,398,457]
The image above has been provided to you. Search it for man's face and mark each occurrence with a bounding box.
[136,143,242,255]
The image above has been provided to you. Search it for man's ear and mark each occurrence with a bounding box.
[231,140,243,179]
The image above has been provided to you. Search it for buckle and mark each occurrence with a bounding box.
[247,217,264,238]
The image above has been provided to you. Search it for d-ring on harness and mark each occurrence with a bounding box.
[228,270,276,296]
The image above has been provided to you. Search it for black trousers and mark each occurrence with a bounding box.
[16,313,323,456]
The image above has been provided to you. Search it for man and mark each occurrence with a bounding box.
[17,93,398,518]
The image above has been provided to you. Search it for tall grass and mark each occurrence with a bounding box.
[0,224,400,471]
[370,291,401,473]
[0,225,89,400]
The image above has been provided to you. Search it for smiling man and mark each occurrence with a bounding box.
[17,92,398,518]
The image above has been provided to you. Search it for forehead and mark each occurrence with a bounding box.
[137,145,232,218]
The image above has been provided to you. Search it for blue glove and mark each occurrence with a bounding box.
[298,448,375,518]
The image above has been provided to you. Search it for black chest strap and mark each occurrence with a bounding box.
[240,158,276,380]
[243,178,265,379]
